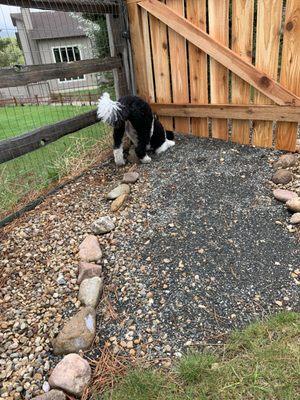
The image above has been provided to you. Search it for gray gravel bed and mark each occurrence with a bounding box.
[1,134,299,398]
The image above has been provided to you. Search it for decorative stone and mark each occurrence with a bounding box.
[111,193,128,212]
[122,171,139,184]
[273,189,298,203]
[290,213,300,224]
[78,277,103,308]
[274,154,297,169]
[77,262,102,284]
[90,216,115,235]
[33,390,66,400]
[48,354,91,397]
[107,184,130,200]
[52,307,96,355]
[286,198,300,213]
[79,235,102,262]
[272,169,293,184]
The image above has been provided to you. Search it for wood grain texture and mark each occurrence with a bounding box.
[253,0,282,148]
[166,0,190,133]
[186,0,208,137]
[0,58,121,89]
[139,0,300,106]
[231,0,254,144]
[151,103,300,122]
[149,11,173,130]
[141,9,155,103]
[276,0,300,151]
[127,2,149,99]
[208,0,229,139]
[0,110,98,164]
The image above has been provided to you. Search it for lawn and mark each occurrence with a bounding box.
[92,313,300,400]
[0,104,111,215]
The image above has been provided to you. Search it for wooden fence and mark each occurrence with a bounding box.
[127,0,300,152]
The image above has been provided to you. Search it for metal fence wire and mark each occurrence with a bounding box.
[0,0,132,219]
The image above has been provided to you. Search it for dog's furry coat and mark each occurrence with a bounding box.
[97,93,175,166]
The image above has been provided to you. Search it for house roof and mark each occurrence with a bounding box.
[11,11,87,40]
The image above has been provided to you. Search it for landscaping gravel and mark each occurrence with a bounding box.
[1,134,299,399]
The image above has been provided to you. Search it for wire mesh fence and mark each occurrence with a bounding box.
[0,0,130,219]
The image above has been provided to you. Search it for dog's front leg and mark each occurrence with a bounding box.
[113,123,126,166]
[135,133,151,164]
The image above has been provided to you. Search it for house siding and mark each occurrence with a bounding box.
[37,36,98,92]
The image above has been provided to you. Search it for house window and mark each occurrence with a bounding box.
[53,46,84,82]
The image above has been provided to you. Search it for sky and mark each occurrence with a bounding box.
[0,5,43,38]
[0,5,20,37]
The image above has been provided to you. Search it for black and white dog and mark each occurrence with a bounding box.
[97,92,175,166]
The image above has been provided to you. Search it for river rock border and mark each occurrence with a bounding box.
[271,153,300,228]
[34,172,139,399]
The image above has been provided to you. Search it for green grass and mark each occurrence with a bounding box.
[98,313,300,400]
[0,104,111,215]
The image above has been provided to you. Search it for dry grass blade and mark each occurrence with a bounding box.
[82,347,134,400]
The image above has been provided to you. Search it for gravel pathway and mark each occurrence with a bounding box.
[1,134,299,398]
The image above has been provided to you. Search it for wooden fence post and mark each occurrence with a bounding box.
[106,13,130,98]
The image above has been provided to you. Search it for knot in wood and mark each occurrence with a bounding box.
[259,76,271,88]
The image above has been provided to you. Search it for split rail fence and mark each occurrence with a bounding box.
[0,0,131,164]
[127,0,300,151]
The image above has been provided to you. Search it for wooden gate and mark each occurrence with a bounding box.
[126,0,300,151]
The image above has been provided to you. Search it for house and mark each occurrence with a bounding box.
[1,9,98,99]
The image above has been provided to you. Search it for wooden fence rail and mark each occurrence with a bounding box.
[0,110,98,164]
[0,58,121,89]
[127,0,300,151]
[0,0,119,14]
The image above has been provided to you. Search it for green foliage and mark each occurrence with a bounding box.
[98,312,300,400]
[0,104,111,214]
[0,37,24,67]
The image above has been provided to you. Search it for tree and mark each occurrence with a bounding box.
[0,37,24,68]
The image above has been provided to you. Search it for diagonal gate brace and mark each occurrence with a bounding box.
[138,0,300,107]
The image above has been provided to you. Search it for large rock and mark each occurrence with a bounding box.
[286,198,300,213]
[90,216,115,235]
[274,154,297,169]
[79,277,103,308]
[49,354,91,397]
[78,262,102,284]
[272,169,293,185]
[273,189,298,203]
[111,193,128,212]
[33,390,66,400]
[52,307,96,355]
[78,235,102,262]
[107,184,130,200]
[290,213,300,224]
[122,171,139,184]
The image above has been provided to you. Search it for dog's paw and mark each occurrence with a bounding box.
[114,148,125,166]
[155,139,175,154]
[115,159,126,167]
[141,154,152,164]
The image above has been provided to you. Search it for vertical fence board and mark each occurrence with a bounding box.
[127,2,149,99]
[231,0,254,144]
[208,0,229,140]
[149,12,173,130]
[141,9,155,103]
[166,0,190,133]
[253,0,282,148]
[276,0,300,151]
[186,0,208,137]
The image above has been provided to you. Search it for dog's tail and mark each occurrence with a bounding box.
[97,92,123,126]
